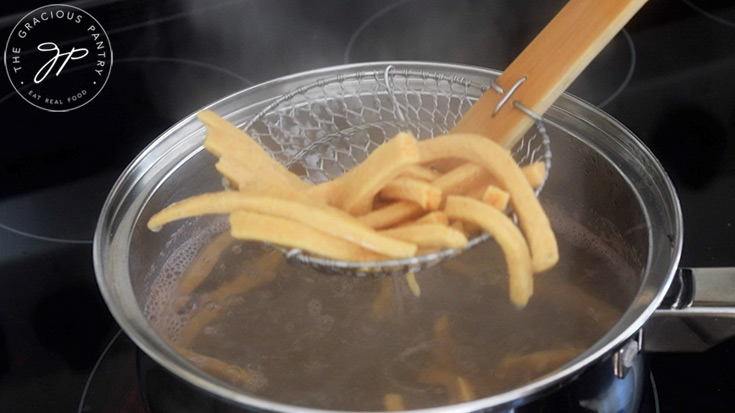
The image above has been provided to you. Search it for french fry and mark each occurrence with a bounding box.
[419,134,558,273]
[399,164,442,181]
[418,368,477,403]
[205,250,282,304]
[215,158,313,202]
[230,211,389,261]
[357,201,424,229]
[448,220,481,239]
[444,196,533,308]
[380,224,468,249]
[198,110,310,191]
[423,158,467,173]
[176,252,281,347]
[482,185,510,211]
[431,163,494,196]
[380,177,442,211]
[383,393,405,411]
[310,132,420,215]
[465,185,487,200]
[496,347,583,382]
[148,192,417,258]
[411,211,449,226]
[521,161,547,189]
[406,272,421,297]
[418,315,479,403]
[177,231,234,295]
[371,277,394,319]
[454,376,477,403]
[433,315,454,369]
[176,348,256,388]
[450,220,466,234]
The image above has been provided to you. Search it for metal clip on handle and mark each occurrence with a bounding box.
[489,76,545,124]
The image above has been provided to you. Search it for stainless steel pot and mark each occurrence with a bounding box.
[93,62,735,412]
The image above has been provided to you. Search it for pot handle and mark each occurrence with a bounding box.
[643,267,735,352]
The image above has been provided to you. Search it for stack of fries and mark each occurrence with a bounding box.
[148,110,558,308]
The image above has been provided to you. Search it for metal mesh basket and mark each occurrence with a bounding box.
[242,65,551,276]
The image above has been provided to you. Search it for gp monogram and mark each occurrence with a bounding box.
[4,4,112,112]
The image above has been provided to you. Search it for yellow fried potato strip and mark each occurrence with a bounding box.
[431,163,495,197]
[418,368,477,403]
[177,231,234,295]
[380,224,468,250]
[176,251,281,347]
[309,132,420,215]
[433,315,454,369]
[450,220,466,234]
[419,134,558,273]
[496,347,583,382]
[482,185,510,211]
[198,110,310,191]
[357,163,498,230]
[215,158,313,202]
[417,315,479,403]
[230,211,389,261]
[444,196,533,308]
[176,348,256,388]
[399,164,442,181]
[410,211,449,226]
[405,272,421,297]
[383,393,405,411]
[358,201,424,229]
[454,376,476,403]
[147,192,416,258]
[371,277,394,319]
[380,177,442,211]
[521,161,547,189]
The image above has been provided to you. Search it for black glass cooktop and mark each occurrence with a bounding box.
[1,0,734,412]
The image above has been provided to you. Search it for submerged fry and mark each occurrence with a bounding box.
[433,315,454,369]
[176,251,281,347]
[383,393,405,411]
[418,368,477,404]
[371,277,394,319]
[177,231,234,295]
[444,196,533,308]
[177,348,256,388]
[406,272,421,297]
[496,347,583,382]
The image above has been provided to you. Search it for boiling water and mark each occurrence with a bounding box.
[144,206,638,411]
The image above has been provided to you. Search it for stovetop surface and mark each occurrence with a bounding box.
[1,0,735,412]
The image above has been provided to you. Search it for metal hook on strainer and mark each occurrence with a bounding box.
[242,65,551,277]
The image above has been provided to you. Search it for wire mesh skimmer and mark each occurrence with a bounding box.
[241,65,551,277]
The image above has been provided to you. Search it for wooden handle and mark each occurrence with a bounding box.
[450,0,648,148]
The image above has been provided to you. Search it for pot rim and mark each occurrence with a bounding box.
[93,60,683,412]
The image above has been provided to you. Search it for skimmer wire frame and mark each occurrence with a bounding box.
[241,66,551,277]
